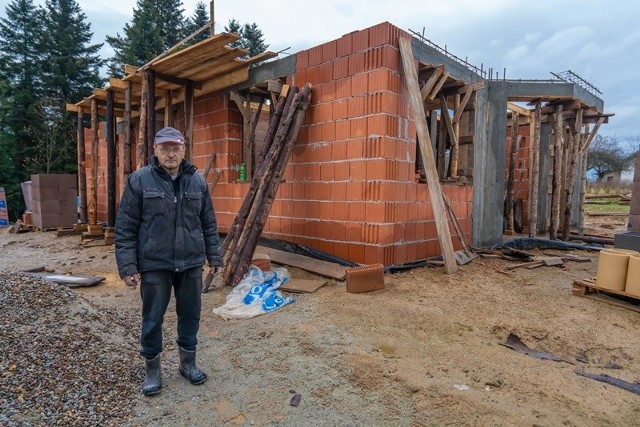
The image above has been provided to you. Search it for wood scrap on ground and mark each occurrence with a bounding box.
[500,333,574,364]
[475,246,593,272]
[256,245,347,281]
[279,278,329,293]
[575,371,640,395]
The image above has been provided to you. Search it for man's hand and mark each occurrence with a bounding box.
[123,273,141,288]
[202,265,223,293]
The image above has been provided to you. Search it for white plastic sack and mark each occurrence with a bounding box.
[212,265,295,320]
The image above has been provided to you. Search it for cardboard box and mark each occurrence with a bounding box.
[346,264,385,293]
[0,218,8,228]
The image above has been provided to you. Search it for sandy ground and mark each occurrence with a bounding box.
[1,215,639,426]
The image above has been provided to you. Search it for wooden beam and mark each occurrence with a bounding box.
[580,116,605,153]
[428,72,449,101]
[399,37,457,274]
[229,90,249,120]
[66,103,81,112]
[108,77,129,90]
[420,64,444,101]
[507,102,532,117]
[197,67,249,95]
[453,84,478,123]
[154,71,202,90]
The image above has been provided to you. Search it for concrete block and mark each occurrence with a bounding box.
[614,232,640,252]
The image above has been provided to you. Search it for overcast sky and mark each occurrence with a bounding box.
[8,0,640,141]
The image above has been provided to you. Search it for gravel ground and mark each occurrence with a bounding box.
[0,272,141,426]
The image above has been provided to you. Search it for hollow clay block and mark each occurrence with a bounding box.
[596,250,629,291]
[624,254,640,297]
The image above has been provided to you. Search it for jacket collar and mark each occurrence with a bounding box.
[149,155,197,179]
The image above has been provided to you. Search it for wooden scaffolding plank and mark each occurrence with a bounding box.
[399,36,457,274]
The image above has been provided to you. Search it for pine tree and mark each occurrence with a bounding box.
[185,1,210,45]
[224,19,268,58]
[36,0,104,174]
[241,22,268,58]
[0,0,46,217]
[156,0,187,50]
[106,0,188,76]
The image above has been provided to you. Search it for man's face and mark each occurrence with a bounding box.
[154,142,185,174]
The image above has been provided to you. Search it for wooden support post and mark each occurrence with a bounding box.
[561,108,583,240]
[106,89,116,227]
[243,93,252,179]
[399,37,457,274]
[549,104,563,240]
[577,117,605,234]
[77,108,87,224]
[146,69,156,159]
[437,112,447,179]
[90,98,99,225]
[505,112,520,234]
[124,81,132,179]
[248,98,265,179]
[450,93,461,178]
[137,72,148,169]
[184,80,194,161]
[164,90,173,128]
[529,103,541,237]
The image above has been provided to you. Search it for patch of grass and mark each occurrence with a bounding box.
[584,201,630,213]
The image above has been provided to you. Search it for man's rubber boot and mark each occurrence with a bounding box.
[178,347,207,385]
[142,354,162,396]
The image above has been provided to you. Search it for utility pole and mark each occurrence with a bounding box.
[209,1,215,35]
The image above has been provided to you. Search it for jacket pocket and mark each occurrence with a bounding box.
[142,190,165,216]
[184,191,203,216]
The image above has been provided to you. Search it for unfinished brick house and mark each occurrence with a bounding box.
[69,21,610,267]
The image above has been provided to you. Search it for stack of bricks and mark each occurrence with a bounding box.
[31,174,78,229]
[0,187,8,228]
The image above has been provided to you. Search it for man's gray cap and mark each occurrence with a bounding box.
[154,127,185,144]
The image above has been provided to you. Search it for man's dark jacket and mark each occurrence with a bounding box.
[115,156,222,278]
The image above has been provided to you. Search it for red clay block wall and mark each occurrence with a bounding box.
[256,21,472,265]
[87,21,474,267]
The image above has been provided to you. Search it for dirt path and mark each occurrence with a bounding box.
[1,225,639,426]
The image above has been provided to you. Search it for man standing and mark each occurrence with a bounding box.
[115,126,222,396]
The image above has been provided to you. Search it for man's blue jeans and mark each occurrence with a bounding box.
[139,266,203,359]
